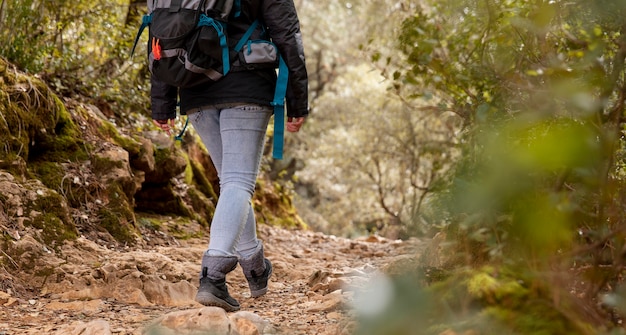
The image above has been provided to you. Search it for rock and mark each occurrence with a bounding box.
[231,311,274,335]
[93,146,139,204]
[307,290,345,312]
[130,136,156,173]
[53,319,112,335]
[143,307,233,335]
[421,231,447,268]
[141,131,187,183]
[46,299,105,314]
[0,291,17,307]
[141,276,196,306]
[307,270,331,287]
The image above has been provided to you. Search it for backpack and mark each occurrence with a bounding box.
[131,0,289,159]
[132,0,252,87]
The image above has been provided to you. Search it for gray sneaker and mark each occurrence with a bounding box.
[195,270,240,312]
[245,258,272,298]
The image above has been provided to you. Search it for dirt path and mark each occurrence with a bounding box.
[0,224,424,335]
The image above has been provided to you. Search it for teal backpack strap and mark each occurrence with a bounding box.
[233,0,242,18]
[234,20,260,52]
[131,14,152,56]
[271,56,289,160]
[198,14,230,74]
[174,116,190,141]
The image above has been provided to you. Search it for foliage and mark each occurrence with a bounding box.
[0,0,150,116]
[298,63,461,237]
[356,266,600,335]
[355,0,626,333]
[293,0,460,238]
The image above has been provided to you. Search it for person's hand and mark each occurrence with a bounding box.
[153,118,176,136]
[286,117,306,133]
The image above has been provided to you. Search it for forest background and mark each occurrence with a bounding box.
[3,0,626,333]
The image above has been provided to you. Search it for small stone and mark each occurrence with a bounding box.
[326,312,342,320]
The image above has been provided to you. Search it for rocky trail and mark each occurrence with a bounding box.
[0,222,425,335]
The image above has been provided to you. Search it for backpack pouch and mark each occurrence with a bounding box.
[149,8,227,87]
[238,40,279,69]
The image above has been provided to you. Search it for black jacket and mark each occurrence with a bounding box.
[151,0,309,120]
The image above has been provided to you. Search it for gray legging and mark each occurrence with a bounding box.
[189,104,272,259]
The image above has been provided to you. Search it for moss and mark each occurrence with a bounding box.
[98,183,138,244]
[137,216,162,231]
[98,120,142,156]
[466,268,527,302]
[91,154,124,172]
[481,301,588,335]
[154,144,172,164]
[420,267,597,335]
[29,197,78,248]
[182,151,194,185]
[30,162,65,191]
[0,90,34,160]
[185,186,213,227]
[189,159,218,202]
[167,221,203,240]
[253,177,307,229]
[165,215,204,240]
[0,59,89,163]
[0,154,26,178]
[28,96,88,163]
[136,212,204,240]
[98,207,136,244]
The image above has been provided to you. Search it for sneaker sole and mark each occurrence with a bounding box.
[195,292,240,312]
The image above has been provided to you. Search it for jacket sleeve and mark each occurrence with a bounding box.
[150,75,178,120]
[262,0,309,118]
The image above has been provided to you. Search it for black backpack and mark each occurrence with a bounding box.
[131,0,258,87]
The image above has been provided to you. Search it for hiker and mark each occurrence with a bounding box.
[150,0,308,311]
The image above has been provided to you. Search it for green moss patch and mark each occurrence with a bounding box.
[98,183,138,245]
[28,192,77,247]
[253,177,307,229]
[0,59,86,162]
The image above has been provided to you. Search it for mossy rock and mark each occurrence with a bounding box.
[23,184,78,248]
[0,155,27,178]
[253,176,306,229]
[189,159,218,202]
[136,213,205,241]
[185,186,213,227]
[28,96,87,162]
[29,162,65,191]
[98,183,138,244]
[135,183,194,219]
[98,118,142,155]
[0,58,87,163]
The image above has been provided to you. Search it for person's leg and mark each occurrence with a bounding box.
[190,105,271,255]
[190,105,272,307]
[205,105,270,255]
[190,107,240,310]
[236,206,260,257]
